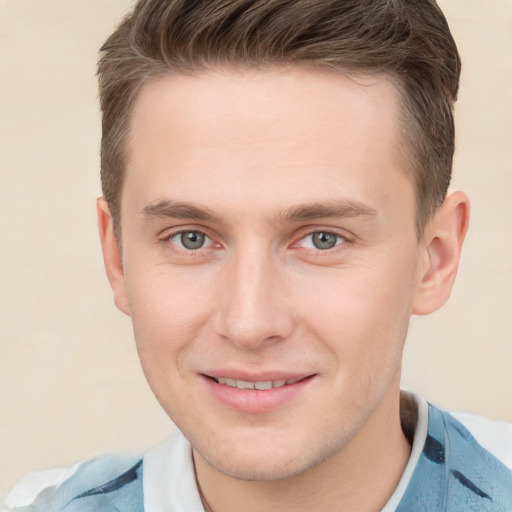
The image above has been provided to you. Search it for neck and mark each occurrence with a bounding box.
[194,389,411,512]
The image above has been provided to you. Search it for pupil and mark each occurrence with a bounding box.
[181,231,205,249]
[313,232,337,250]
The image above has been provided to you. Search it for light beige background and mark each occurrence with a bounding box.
[0,0,511,496]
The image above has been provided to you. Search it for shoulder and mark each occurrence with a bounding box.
[449,409,512,470]
[3,454,143,512]
[3,430,202,512]
[394,397,512,511]
[429,404,512,509]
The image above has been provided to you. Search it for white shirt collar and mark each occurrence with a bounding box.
[380,392,428,511]
[143,430,205,512]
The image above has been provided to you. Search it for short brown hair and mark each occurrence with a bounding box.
[98,0,460,238]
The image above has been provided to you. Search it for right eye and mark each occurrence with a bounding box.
[168,230,212,250]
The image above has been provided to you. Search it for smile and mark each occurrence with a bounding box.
[213,377,302,390]
[204,373,315,413]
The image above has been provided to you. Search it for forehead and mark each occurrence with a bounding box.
[129,66,401,154]
[123,67,413,224]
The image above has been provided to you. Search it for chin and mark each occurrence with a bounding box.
[193,431,345,482]
[201,452,311,482]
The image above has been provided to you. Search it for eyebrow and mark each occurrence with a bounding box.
[279,200,378,223]
[142,198,378,224]
[142,200,220,222]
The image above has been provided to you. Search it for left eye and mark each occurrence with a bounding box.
[171,230,210,250]
[301,231,345,250]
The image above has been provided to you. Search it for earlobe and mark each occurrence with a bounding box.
[96,198,131,316]
[412,191,470,316]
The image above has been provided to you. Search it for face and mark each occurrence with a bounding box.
[112,68,426,480]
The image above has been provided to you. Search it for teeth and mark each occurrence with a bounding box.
[236,380,255,390]
[255,381,272,390]
[215,377,300,390]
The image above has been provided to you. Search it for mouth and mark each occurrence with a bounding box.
[209,376,305,390]
[202,373,315,413]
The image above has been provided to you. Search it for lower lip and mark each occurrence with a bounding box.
[202,375,314,414]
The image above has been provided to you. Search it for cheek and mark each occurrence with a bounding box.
[125,270,217,422]
[124,267,216,374]
[295,254,417,373]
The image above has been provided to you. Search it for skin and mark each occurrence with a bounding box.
[98,67,469,512]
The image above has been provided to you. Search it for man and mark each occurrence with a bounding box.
[4,0,512,510]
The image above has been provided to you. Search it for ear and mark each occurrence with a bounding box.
[412,191,470,316]
[96,198,131,316]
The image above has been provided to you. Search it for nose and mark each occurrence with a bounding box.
[213,246,295,350]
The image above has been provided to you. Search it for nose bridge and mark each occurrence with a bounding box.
[215,242,292,349]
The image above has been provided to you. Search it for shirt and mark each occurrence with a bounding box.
[4,393,512,511]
